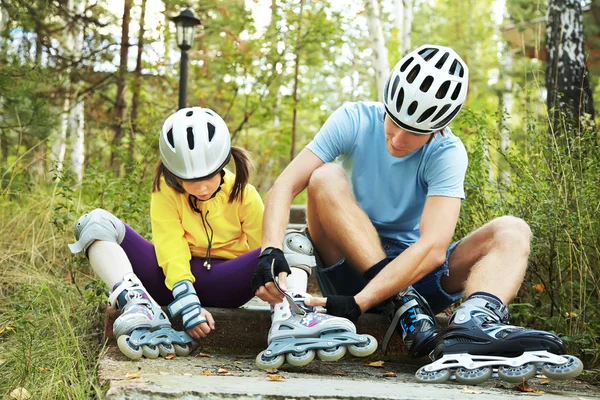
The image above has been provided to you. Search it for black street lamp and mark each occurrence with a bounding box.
[171,8,201,110]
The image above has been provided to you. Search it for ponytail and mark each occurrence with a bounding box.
[152,160,185,193]
[228,146,252,203]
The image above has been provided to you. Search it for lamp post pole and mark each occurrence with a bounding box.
[171,8,201,110]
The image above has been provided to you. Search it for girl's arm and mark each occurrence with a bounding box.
[240,184,264,250]
[151,187,194,289]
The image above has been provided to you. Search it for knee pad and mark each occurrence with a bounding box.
[68,208,126,255]
[283,228,316,276]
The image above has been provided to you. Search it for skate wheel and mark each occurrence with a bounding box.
[348,335,378,357]
[415,366,451,383]
[158,343,175,358]
[255,351,285,370]
[174,343,191,357]
[498,363,536,383]
[117,335,143,360]
[286,349,315,367]
[142,345,160,359]
[455,366,492,385]
[317,346,347,362]
[542,355,584,380]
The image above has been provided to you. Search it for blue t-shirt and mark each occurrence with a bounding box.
[306,101,468,244]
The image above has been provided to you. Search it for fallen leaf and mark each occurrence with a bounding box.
[9,388,31,400]
[513,382,544,394]
[196,352,212,358]
[165,353,176,360]
[217,368,229,374]
[267,374,284,381]
[201,370,212,376]
[383,372,397,377]
[461,386,483,394]
[332,371,348,376]
[125,371,141,379]
[534,283,545,293]
[234,361,242,364]
[38,367,49,372]
[265,368,278,374]
[540,380,551,385]
[365,360,385,368]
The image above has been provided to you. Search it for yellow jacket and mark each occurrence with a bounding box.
[150,169,264,289]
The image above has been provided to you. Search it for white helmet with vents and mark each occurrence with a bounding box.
[159,107,231,180]
[383,44,469,134]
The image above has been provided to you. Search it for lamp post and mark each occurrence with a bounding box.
[171,8,201,110]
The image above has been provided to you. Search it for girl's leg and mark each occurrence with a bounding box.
[190,248,261,308]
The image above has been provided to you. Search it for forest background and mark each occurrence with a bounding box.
[1,0,600,397]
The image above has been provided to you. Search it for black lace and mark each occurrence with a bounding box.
[188,195,215,270]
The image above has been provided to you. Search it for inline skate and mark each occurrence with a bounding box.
[382,286,439,358]
[415,294,584,384]
[255,290,378,369]
[108,273,196,360]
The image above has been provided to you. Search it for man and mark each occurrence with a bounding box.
[252,44,532,359]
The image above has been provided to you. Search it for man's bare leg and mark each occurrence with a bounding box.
[443,216,532,304]
[306,164,386,272]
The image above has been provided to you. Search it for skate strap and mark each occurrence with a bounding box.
[272,259,307,316]
[381,299,434,355]
[168,280,207,330]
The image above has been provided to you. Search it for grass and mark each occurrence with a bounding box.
[0,183,108,399]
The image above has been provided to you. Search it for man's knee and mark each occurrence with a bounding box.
[487,216,532,250]
[307,164,348,199]
[68,208,126,255]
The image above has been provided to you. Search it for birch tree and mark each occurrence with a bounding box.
[0,5,8,161]
[364,0,389,100]
[395,0,413,56]
[545,0,594,130]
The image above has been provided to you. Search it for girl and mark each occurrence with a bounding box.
[69,107,263,359]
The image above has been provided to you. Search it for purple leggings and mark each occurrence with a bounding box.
[120,224,260,307]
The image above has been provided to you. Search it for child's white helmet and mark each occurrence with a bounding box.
[159,107,231,180]
[383,44,469,134]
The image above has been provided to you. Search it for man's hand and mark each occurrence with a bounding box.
[252,247,291,303]
[305,295,362,322]
[186,308,215,339]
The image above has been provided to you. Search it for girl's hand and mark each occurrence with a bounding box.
[186,308,215,339]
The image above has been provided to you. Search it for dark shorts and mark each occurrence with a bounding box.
[314,237,464,314]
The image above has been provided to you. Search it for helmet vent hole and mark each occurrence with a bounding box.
[396,87,405,113]
[435,52,449,69]
[406,65,421,83]
[186,127,195,150]
[433,104,462,129]
[420,76,434,92]
[207,123,216,142]
[186,110,193,117]
[391,75,400,99]
[407,101,418,116]
[449,59,464,77]
[451,83,462,100]
[400,57,414,72]
[417,106,437,123]
[418,47,439,61]
[431,104,451,122]
[166,128,175,148]
[205,109,215,116]
[436,81,451,99]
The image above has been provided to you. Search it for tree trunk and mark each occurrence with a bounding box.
[290,0,305,162]
[0,6,7,161]
[364,0,390,100]
[130,0,147,162]
[69,0,86,182]
[545,0,595,131]
[112,0,133,173]
[396,0,413,56]
[52,96,70,173]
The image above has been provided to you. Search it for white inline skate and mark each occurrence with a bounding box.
[108,273,196,360]
[415,294,584,384]
[255,229,378,369]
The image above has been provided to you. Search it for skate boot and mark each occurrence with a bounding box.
[382,286,439,358]
[255,291,378,369]
[108,273,195,360]
[415,294,584,384]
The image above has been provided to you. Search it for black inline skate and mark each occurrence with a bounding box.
[415,294,584,384]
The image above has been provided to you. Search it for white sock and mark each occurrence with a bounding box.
[88,241,134,290]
